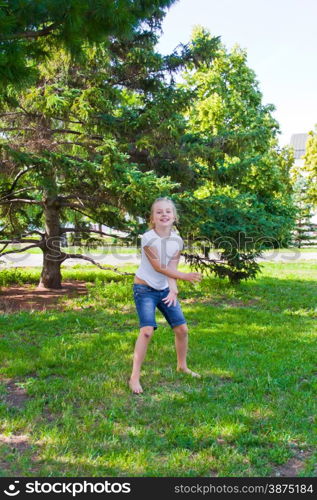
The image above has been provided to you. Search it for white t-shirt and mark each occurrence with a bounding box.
[135,229,184,290]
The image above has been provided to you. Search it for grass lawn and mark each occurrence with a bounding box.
[0,261,316,477]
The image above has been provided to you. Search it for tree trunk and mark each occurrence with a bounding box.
[38,198,64,289]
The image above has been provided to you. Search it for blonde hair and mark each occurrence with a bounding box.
[149,197,179,229]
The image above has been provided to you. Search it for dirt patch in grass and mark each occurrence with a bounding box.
[0,378,44,475]
[2,377,29,409]
[273,449,313,477]
[0,433,42,476]
[0,280,87,313]
[0,433,30,451]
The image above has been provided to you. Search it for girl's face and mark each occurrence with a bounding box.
[151,201,175,229]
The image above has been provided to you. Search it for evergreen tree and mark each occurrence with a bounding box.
[0,23,296,286]
[291,174,317,248]
[177,28,296,281]
[0,27,220,288]
[303,126,317,206]
[0,0,175,89]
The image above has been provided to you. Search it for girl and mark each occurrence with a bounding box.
[129,197,202,394]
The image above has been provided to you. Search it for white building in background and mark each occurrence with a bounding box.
[290,133,308,168]
[290,133,317,225]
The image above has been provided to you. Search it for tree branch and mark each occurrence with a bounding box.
[51,129,103,141]
[0,23,60,41]
[0,242,9,254]
[0,239,42,244]
[0,112,25,117]
[8,166,38,195]
[0,199,43,205]
[62,253,134,275]
[51,128,82,135]
[64,154,91,163]
[54,141,99,148]
[0,127,36,132]
[0,185,38,202]
[0,244,41,257]
[65,205,95,217]
[22,230,44,238]
[59,194,108,202]
[65,206,129,233]
[60,228,127,240]
[52,117,85,125]
[182,251,223,266]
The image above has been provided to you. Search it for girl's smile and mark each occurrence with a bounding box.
[151,201,175,231]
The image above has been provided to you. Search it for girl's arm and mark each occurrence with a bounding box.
[166,250,181,293]
[165,251,180,306]
[144,246,201,283]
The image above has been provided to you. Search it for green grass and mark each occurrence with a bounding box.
[262,247,317,254]
[0,262,316,477]
[0,265,124,288]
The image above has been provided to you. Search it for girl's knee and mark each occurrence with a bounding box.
[140,326,154,339]
[174,323,188,336]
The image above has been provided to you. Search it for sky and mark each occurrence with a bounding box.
[156,0,317,147]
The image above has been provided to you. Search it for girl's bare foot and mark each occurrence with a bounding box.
[129,377,143,394]
[177,367,201,378]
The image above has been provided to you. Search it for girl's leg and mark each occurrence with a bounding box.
[173,323,200,377]
[129,326,154,393]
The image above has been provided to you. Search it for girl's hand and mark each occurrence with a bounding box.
[162,290,178,307]
[185,272,202,283]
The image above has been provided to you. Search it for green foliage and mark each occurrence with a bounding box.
[179,191,295,282]
[0,267,37,287]
[0,22,296,285]
[291,174,317,248]
[176,28,296,282]
[0,0,176,90]
[0,22,222,252]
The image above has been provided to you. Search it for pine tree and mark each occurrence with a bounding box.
[0,23,297,286]
[303,127,317,206]
[292,175,317,248]
[0,0,175,89]
[0,26,220,288]
[177,28,296,281]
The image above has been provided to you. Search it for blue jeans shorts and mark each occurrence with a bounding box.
[133,284,186,330]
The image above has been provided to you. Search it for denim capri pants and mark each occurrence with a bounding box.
[133,284,186,330]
